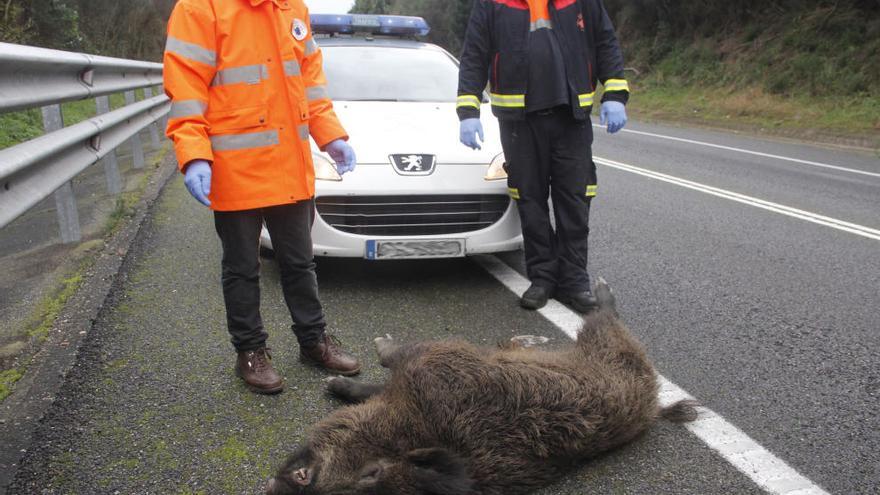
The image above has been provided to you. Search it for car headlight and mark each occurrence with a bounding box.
[313,152,342,182]
[484,153,507,181]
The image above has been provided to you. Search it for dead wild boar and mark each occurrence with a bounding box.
[267,279,698,495]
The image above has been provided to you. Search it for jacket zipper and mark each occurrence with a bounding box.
[493,52,500,89]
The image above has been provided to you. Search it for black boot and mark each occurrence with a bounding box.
[556,290,598,313]
[520,284,551,310]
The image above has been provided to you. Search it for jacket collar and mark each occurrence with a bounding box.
[249,0,292,10]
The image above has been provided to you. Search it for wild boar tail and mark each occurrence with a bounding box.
[594,277,618,316]
[660,400,700,423]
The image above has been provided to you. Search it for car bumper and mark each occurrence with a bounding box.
[260,163,523,258]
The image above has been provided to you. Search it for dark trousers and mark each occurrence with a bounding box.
[499,107,596,294]
[213,200,325,352]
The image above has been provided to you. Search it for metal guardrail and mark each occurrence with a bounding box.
[0,42,169,243]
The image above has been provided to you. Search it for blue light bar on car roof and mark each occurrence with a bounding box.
[310,14,431,37]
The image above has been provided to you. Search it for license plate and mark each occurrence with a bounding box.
[365,239,465,260]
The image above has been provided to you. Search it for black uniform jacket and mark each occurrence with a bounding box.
[457,0,629,122]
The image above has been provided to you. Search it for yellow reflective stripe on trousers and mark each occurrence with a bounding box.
[457,94,481,109]
[586,184,598,197]
[578,92,595,107]
[211,130,279,151]
[508,187,520,200]
[530,19,553,31]
[283,60,301,77]
[165,36,216,67]
[169,99,207,119]
[211,64,269,87]
[306,85,329,101]
[298,124,310,141]
[304,39,319,56]
[490,93,526,108]
[603,79,629,92]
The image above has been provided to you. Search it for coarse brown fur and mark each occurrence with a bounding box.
[267,279,698,495]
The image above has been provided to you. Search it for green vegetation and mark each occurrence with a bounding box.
[26,272,83,342]
[354,0,879,146]
[607,0,880,144]
[103,144,169,236]
[606,0,879,98]
[0,368,24,401]
[628,85,880,146]
[0,0,174,60]
[0,92,129,149]
[0,141,169,404]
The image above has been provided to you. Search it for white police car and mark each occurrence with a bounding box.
[260,14,522,260]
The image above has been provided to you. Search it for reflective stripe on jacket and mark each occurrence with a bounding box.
[164,0,347,211]
[457,0,629,122]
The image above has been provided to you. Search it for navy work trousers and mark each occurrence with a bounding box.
[500,107,596,295]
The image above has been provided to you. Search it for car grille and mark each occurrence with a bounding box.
[316,194,512,236]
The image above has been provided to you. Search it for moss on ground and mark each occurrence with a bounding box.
[26,272,84,342]
[0,368,24,401]
[103,145,170,236]
[0,142,171,403]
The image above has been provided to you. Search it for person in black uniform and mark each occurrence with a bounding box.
[457,0,629,312]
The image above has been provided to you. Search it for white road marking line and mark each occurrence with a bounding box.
[594,125,880,178]
[473,254,831,495]
[594,156,880,241]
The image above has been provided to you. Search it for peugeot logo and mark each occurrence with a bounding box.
[390,154,436,176]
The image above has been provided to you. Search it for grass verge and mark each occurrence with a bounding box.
[626,83,880,151]
[0,368,24,402]
[0,142,170,403]
[0,91,139,149]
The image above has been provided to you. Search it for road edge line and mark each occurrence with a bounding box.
[596,126,880,179]
[593,156,880,241]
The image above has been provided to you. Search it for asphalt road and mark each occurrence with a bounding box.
[8,121,879,494]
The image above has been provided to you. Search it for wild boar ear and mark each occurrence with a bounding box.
[406,448,474,495]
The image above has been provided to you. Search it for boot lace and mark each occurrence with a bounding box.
[249,348,272,373]
[324,335,345,358]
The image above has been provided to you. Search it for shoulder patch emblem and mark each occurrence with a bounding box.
[292,18,308,41]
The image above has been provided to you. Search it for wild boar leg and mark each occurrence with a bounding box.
[325,376,386,403]
[374,335,433,369]
[374,334,399,365]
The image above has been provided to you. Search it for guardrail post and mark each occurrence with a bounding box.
[124,90,146,169]
[143,86,162,148]
[41,104,82,244]
[95,96,123,195]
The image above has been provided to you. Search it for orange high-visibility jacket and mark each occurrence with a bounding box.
[163,0,347,211]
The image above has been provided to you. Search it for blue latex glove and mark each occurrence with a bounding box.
[600,101,627,134]
[324,139,356,175]
[460,118,484,150]
[184,159,211,207]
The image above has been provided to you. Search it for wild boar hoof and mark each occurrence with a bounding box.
[374,334,395,354]
[326,376,355,394]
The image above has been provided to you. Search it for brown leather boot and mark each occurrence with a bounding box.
[235,347,284,394]
[300,334,361,376]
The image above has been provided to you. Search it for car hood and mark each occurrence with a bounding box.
[325,101,502,165]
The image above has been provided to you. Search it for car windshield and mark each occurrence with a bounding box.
[322,45,459,102]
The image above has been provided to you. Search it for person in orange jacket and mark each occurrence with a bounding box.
[163,0,360,395]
